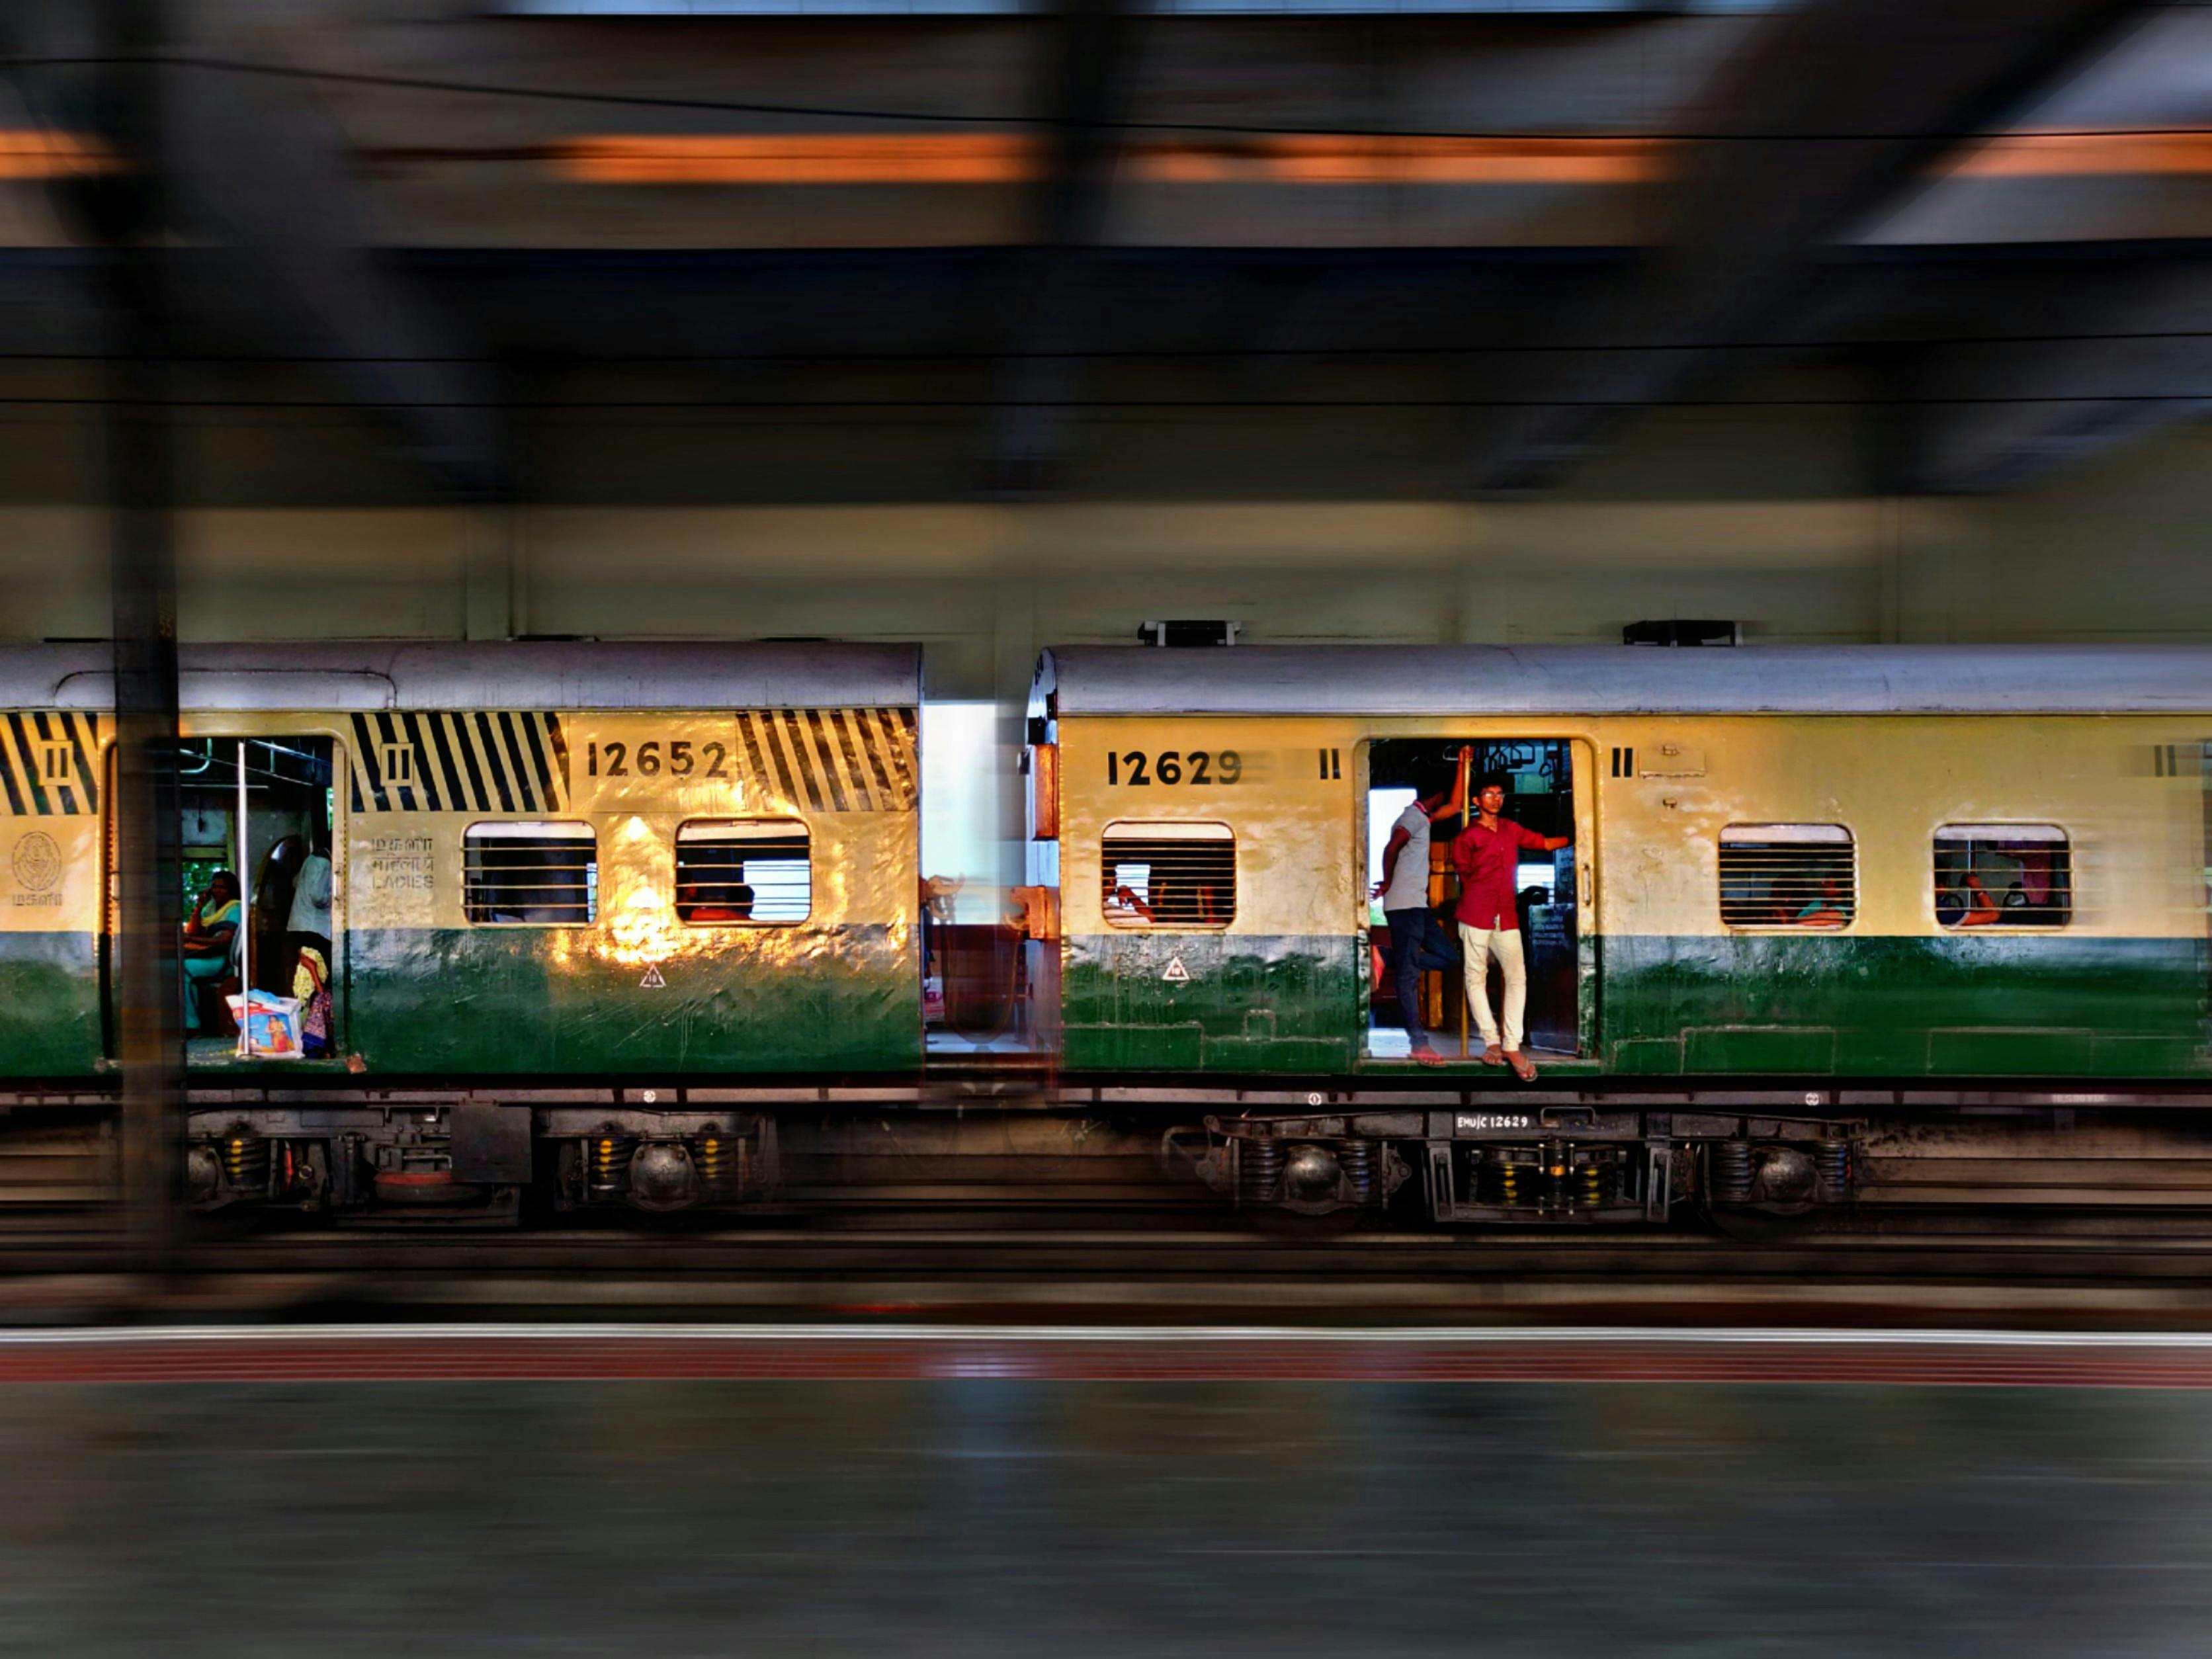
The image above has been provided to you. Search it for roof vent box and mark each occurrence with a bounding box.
[1138,620,1242,648]
[1623,620,1740,648]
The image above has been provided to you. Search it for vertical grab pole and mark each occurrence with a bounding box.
[1457,745,1472,1058]
[235,740,250,1057]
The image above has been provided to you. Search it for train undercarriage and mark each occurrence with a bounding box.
[1165,1106,1856,1224]
[178,1098,1854,1226]
[11,1077,2209,1228]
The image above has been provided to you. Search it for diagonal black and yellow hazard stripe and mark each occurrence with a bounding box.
[0,712,101,817]
[349,711,571,814]
[734,708,917,813]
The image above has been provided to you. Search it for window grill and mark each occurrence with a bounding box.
[677,820,811,924]
[1719,825,1855,929]
[1102,822,1235,929]
[1934,824,2071,929]
[464,822,597,924]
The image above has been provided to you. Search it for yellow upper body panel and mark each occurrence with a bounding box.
[0,707,919,939]
[1058,710,2209,943]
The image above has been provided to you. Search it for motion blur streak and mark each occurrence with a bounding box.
[0,130,118,179]
[1942,130,2212,177]
[548,129,2209,187]
[7,1326,2212,1386]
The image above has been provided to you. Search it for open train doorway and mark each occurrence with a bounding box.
[1363,738,1582,1066]
[174,737,337,1062]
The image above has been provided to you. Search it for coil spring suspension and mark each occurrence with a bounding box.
[221,1133,271,1193]
[1338,1141,1375,1207]
[589,1135,639,1193]
[1477,1158,1525,1207]
[1575,1159,1614,1209]
[1240,1140,1284,1205]
[1815,1138,1851,1199]
[1712,1140,1754,1205]
[693,1134,732,1189]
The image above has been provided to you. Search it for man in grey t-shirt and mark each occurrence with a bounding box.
[1375,750,1470,1064]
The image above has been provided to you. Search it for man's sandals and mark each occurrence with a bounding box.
[1480,1044,1539,1082]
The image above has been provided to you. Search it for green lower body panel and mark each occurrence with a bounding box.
[1600,933,2212,1078]
[1063,932,1357,1074]
[0,931,101,1078]
[344,924,917,1076]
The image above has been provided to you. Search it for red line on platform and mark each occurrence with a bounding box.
[3,1334,2212,1387]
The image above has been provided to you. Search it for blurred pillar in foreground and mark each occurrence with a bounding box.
[97,0,185,1265]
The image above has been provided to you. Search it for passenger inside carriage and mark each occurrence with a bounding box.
[1365,739,1579,1070]
[1794,874,1853,929]
[1373,749,1470,1066]
[1450,775,1572,1081]
[687,882,757,923]
[176,737,339,1058]
[181,870,242,1036]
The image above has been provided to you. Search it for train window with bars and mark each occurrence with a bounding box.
[677,820,811,924]
[1101,822,1236,929]
[1718,825,1855,929]
[463,822,597,925]
[1934,824,2071,928]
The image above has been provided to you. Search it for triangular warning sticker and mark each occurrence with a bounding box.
[640,963,667,989]
[1162,957,1189,984]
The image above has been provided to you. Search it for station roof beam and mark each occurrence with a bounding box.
[982,0,1144,497]
[1904,261,2211,493]
[5,3,504,496]
[1461,0,2159,495]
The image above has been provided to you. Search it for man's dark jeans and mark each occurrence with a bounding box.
[1383,906,1461,1054]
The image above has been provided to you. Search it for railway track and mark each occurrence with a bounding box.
[13,1205,2212,1327]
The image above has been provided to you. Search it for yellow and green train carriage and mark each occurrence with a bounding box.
[1029,646,2212,1219]
[0,643,921,1214]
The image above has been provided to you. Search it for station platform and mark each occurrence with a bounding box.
[6,1323,2211,1656]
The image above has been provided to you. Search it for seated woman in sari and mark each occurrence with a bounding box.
[183,870,241,1035]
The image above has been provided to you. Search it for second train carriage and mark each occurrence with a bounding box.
[1029,644,2212,1080]
[1025,646,2212,1220]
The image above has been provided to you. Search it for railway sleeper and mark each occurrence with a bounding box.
[1168,1109,1862,1224]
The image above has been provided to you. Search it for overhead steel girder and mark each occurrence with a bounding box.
[7,7,503,493]
[1904,262,2212,493]
[982,0,1144,497]
[1463,0,2156,494]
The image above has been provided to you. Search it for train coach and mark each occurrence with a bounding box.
[0,643,920,1219]
[1025,646,2212,1222]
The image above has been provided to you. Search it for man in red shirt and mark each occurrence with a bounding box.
[1449,775,1571,1080]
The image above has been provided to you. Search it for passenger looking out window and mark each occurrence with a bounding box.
[1718,826,1855,931]
[1795,874,1853,929]
[677,821,808,925]
[689,884,757,923]
[1100,824,1235,929]
[1935,826,2070,928]
[1449,775,1571,1082]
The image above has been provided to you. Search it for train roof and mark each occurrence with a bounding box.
[1041,646,2212,718]
[0,642,923,712]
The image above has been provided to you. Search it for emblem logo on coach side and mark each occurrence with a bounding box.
[11,831,62,894]
[1162,957,1189,984]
